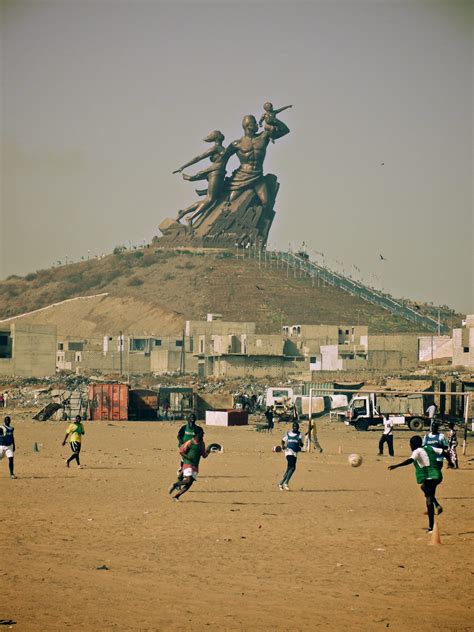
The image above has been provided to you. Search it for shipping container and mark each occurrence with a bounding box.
[88,383,129,421]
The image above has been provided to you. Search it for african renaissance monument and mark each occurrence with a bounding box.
[156,102,292,248]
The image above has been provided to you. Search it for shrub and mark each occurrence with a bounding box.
[132,250,144,259]
[25,272,37,281]
[113,246,126,256]
[138,253,159,267]
[163,273,174,281]
[127,276,144,286]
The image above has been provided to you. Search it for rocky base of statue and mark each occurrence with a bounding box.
[154,174,279,248]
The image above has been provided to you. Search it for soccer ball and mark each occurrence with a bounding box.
[348,453,363,467]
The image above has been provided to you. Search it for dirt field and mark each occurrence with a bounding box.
[2,414,473,631]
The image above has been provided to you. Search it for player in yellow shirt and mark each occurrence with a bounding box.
[62,415,85,469]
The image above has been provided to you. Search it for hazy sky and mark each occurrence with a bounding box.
[1,0,472,313]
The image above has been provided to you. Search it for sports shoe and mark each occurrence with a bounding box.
[283,484,290,491]
[426,528,433,534]
[65,460,70,468]
[10,474,17,479]
[172,496,180,502]
[77,465,82,469]
[278,484,284,490]
[319,448,323,453]
[435,506,443,516]
[168,483,177,495]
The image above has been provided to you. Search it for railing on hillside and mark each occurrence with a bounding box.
[235,245,445,333]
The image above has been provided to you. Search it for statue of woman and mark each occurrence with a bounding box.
[172,130,228,225]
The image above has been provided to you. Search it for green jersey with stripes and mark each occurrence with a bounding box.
[411,445,443,484]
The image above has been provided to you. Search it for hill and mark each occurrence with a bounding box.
[0,247,457,335]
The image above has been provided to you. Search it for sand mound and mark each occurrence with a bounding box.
[0,293,184,337]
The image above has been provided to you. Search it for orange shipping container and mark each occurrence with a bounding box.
[88,384,129,421]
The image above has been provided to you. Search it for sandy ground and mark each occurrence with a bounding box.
[2,413,473,632]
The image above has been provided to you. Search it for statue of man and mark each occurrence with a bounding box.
[226,113,290,209]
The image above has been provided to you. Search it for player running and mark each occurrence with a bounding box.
[0,416,17,479]
[279,421,303,491]
[62,415,85,469]
[388,435,451,533]
[168,427,209,501]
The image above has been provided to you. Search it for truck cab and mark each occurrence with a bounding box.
[345,392,427,431]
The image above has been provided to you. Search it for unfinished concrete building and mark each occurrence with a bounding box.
[452,315,474,368]
[283,324,369,371]
[57,334,186,375]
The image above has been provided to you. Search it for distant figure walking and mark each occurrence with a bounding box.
[447,421,459,469]
[378,415,394,456]
[63,415,85,469]
[0,416,16,479]
[264,406,274,432]
[279,421,303,491]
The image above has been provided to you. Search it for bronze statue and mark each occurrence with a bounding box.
[172,130,227,225]
[226,112,289,210]
[158,102,292,246]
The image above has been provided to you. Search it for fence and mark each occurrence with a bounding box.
[235,246,445,334]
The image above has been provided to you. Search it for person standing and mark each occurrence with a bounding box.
[168,427,209,501]
[378,415,394,456]
[447,422,459,469]
[388,435,448,532]
[264,406,274,432]
[279,421,303,491]
[0,416,16,479]
[62,415,85,469]
[304,419,323,453]
[425,403,438,426]
[422,422,448,470]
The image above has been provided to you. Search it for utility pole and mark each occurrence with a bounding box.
[119,330,123,376]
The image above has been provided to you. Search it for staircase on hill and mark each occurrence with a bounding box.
[236,247,446,334]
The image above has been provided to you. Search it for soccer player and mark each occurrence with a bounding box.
[62,415,85,469]
[168,427,208,501]
[173,413,201,483]
[0,416,16,479]
[279,421,303,491]
[388,435,450,532]
[422,422,448,470]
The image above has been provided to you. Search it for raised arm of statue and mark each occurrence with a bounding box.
[273,104,293,115]
[172,147,215,174]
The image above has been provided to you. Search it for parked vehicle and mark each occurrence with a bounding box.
[344,392,429,431]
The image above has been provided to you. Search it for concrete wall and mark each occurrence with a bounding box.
[150,349,181,373]
[419,336,453,363]
[210,355,308,378]
[0,323,57,377]
[368,334,419,369]
[185,320,256,337]
[245,334,284,356]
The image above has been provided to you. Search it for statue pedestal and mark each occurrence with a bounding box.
[155,174,279,248]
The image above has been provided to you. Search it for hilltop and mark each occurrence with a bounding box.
[0,248,461,335]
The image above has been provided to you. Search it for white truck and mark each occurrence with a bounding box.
[343,392,428,431]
